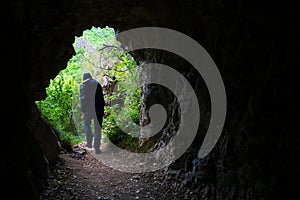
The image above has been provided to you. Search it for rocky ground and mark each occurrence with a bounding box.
[39,144,198,200]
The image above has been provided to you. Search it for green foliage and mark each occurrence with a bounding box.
[36,26,143,151]
[36,73,76,133]
[81,26,116,51]
[101,49,142,149]
[36,59,82,147]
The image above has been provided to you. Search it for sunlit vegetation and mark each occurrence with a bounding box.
[36,26,142,150]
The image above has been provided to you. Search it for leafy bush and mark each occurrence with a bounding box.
[36,57,82,147]
[36,26,143,150]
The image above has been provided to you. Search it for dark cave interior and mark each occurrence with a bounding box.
[7,0,299,199]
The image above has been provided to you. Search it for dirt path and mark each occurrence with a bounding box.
[40,144,197,200]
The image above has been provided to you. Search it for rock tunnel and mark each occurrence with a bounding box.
[8,0,299,199]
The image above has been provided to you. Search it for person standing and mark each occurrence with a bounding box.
[80,72,105,154]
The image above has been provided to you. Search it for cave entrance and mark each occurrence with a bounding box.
[35,26,142,152]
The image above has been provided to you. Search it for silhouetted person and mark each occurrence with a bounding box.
[80,72,105,154]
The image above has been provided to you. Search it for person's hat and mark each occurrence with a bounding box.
[83,72,92,81]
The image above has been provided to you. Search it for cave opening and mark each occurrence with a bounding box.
[9,0,298,199]
[35,26,145,153]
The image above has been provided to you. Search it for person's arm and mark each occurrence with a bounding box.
[95,83,105,117]
[98,83,105,107]
[80,84,87,116]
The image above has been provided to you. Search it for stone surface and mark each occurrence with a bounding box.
[8,0,299,199]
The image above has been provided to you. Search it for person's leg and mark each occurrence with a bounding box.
[93,116,102,153]
[83,113,92,148]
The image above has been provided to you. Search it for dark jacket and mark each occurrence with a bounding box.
[80,77,105,125]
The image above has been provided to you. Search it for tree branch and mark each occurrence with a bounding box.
[81,52,129,72]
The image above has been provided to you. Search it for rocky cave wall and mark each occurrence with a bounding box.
[8,0,298,199]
